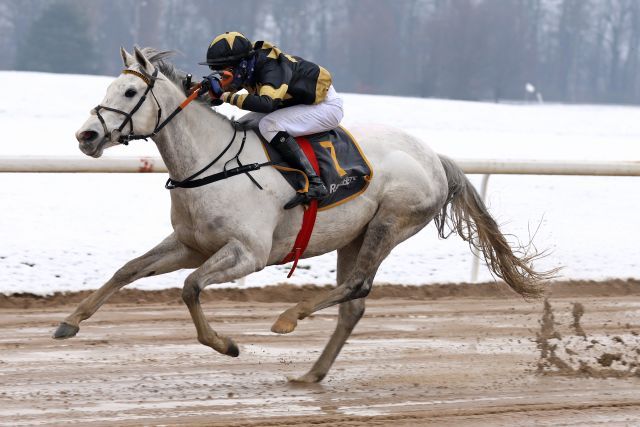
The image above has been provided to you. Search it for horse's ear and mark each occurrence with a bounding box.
[133,45,153,71]
[120,46,134,67]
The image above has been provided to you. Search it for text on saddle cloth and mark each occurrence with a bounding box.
[261,127,373,211]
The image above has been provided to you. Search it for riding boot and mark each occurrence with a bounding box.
[271,131,328,209]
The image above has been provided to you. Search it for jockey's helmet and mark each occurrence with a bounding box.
[199,32,254,68]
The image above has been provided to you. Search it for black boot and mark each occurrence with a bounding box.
[271,131,328,209]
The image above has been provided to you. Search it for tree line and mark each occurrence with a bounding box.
[1,0,640,104]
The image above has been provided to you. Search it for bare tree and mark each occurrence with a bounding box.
[4,0,640,104]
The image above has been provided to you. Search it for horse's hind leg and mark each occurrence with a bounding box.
[272,208,427,334]
[290,237,366,383]
[181,238,265,357]
[53,233,205,339]
[291,299,365,383]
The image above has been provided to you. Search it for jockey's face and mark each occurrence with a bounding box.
[208,65,235,91]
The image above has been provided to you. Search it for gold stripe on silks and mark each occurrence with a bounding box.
[262,42,281,59]
[259,83,289,101]
[210,31,244,49]
[262,42,282,59]
[267,48,278,60]
[234,94,248,109]
[261,42,299,63]
[314,66,332,104]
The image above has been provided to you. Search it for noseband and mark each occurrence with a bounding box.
[93,68,162,145]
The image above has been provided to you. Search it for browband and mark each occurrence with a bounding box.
[122,69,152,85]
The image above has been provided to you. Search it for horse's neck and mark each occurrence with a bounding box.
[152,85,252,181]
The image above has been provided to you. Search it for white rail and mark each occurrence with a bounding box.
[457,159,640,176]
[2,156,639,283]
[0,156,169,173]
[1,156,640,176]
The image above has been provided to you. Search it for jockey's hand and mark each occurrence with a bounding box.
[199,74,224,98]
[186,82,199,97]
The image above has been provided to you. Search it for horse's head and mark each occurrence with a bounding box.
[75,47,164,157]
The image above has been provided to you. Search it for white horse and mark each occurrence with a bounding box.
[57,47,551,383]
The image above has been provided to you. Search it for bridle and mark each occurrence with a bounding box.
[93,68,163,146]
[91,66,274,190]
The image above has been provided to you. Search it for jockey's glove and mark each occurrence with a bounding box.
[199,74,224,98]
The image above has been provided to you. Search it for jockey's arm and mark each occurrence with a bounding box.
[221,85,286,113]
[220,59,291,113]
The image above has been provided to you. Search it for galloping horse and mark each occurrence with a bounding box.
[57,47,551,383]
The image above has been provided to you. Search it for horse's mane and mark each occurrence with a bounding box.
[136,47,230,122]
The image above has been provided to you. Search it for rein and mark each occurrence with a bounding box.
[96,67,273,190]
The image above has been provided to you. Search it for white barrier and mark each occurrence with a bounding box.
[0,156,168,173]
[1,156,639,176]
[457,159,640,176]
[2,156,639,283]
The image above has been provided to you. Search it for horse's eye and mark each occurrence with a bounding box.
[125,89,137,98]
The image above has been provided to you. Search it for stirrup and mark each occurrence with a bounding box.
[284,193,310,210]
[307,177,328,199]
[284,180,328,209]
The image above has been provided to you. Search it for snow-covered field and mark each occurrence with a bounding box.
[1,70,638,295]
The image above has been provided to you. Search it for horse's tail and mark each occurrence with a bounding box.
[434,155,556,299]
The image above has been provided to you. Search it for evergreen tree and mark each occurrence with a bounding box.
[16,0,100,74]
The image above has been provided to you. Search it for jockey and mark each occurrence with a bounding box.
[198,31,344,209]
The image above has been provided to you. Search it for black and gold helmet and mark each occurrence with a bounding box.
[199,32,254,68]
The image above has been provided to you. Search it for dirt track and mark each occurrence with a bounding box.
[1,281,640,426]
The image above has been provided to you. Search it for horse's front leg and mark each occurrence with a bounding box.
[181,238,265,357]
[53,233,205,339]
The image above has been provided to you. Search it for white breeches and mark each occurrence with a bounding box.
[258,86,344,142]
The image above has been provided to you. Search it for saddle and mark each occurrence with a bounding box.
[236,113,373,210]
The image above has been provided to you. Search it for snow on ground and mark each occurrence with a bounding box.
[0,70,639,295]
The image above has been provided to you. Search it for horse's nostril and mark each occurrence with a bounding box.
[79,130,99,143]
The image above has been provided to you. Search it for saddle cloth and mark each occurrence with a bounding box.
[237,114,373,210]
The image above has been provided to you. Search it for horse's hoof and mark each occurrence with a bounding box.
[53,322,79,339]
[288,372,324,384]
[224,339,240,358]
[271,316,297,334]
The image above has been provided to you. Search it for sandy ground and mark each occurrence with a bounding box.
[1,283,640,426]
